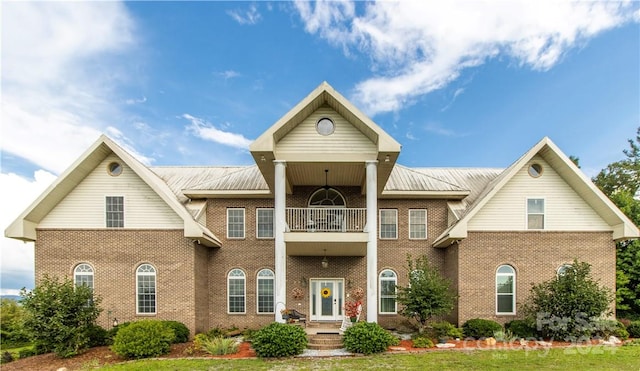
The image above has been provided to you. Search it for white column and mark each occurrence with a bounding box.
[365,160,378,323]
[274,160,287,323]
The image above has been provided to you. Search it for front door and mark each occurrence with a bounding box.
[310,279,344,321]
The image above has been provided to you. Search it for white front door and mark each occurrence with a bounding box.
[310,279,344,321]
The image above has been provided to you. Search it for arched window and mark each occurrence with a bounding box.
[379,269,397,314]
[74,263,94,291]
[256,269,274,314]
[136,264,156,314]
[496,265,516,315]
[228,269,246,314]
[308,188,346,207]
[557,264,573,277]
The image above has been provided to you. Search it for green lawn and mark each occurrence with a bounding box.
[98,346,640,370]
[0,342,33,360]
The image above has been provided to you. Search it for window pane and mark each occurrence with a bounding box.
[380,298,396,313]
[497,294,513,313]
[227,209,245,238]
[528,214,544,229]
[106,196,124,228]
[257,209,274,238]
[527,199,544,213]
[496,276,513,293]
[137,275,156,313]
[228,270,245,313]
[380,210,397,239]
[381,280,395,296]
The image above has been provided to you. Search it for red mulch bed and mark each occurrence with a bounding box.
[2,341,256,371]
[3,338,620,370]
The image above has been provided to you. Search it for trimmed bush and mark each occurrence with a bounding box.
[430,321,463,340]
[87,324,108,347]
[627,321,640,338]
[505,319,538,339]
[252,322,308,358]
[593,319,629,340]
[111,320,174,359]
[201,336,239,355]
[412,336,434,348]
[343,322,399,355]
[163,321,190,343]
[462,319,502,339]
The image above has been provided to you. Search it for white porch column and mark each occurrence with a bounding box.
[274,160,287,323]
[365,160,378,323]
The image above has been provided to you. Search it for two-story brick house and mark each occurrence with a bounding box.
[6,82,638,334]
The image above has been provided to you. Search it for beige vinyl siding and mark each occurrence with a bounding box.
[276,105,377,156]
[468,156,610,231]
[40,155,183,228]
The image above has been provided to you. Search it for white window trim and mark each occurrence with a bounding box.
[256,208,274,240]
[73,263,94,290]
[227,208,246,239]
[256,268,275,314]
[379,209,398,240]
[496,265,516,315]
[105,195,125,228]
[227,268,246,314]
[136,263,157,315]
[408,209,427,240]
[379,269,397,314]
[526,197,545,230]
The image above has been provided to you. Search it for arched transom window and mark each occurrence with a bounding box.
[308,188,346,207]
[74,263,94,290]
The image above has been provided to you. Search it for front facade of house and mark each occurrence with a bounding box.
[6,82,638,334]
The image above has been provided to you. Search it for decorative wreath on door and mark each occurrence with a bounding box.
[321,287,331,298]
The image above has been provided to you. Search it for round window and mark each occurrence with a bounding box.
[528,163,542,178]
[316,118,335,136]
[107,162,123,176]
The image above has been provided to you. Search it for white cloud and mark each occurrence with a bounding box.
[218,70,241,80]
[2,1,136,174]
[1,170,57,293]
[294,1,638,115]
[125,96,147,105]
[183,114,253,149]
[227,4,262,25]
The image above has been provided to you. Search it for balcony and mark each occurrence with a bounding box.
[284,207,368,256]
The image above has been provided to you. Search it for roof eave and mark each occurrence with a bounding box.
[183,190,273,199]
[380,190,470,200]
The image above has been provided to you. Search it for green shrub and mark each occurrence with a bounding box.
[623,339,640,346]
[105,322,131,345]
[1,351,14,364]
[412,336,434,348]
[462,319,502,339]
[493,330,517,342]
[20,276,102,358]
[343,322,399,355]
[627,321,640,338]
[201,336,239,355]
[111,320,174,359]
[87,324,108,347]
[163,321,190,343]
[251,322,308,358]
[594,319,629,340]
[505,319,538,339]
[207,326,227,338]
[430,321,463,340]
[18,348,37,359]
[242,328,258,342]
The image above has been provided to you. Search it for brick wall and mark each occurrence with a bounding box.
[36,229,200,333]
[455,231,616,326]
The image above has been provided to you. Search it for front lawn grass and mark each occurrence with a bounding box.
[98,345,640,370]
[0,342,34,360]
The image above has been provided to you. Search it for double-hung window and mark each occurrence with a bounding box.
[409,209,427,239]
[496,265,516,315]
[136,264,156,314]
[228,269,246,313]
[227,208,245,239]
[106,196,124,228]
[256,269,274,313]
[74,263,94,291]
[527,198,544,229]
[379,270,397,313]
[256,208,274,239]
[379,209,398,239]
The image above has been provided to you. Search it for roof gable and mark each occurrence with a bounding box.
[5,135,220,247]
[433,137,640,247]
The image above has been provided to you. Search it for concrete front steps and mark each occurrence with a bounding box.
[306,322,344,350]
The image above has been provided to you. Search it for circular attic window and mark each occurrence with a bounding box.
[528,163,543,178]
[316,117,335,136]
[107,162,123,176]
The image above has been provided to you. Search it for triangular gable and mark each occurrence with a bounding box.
[433,137,639,247]
[5,135,221,247]
[249,82,402,194]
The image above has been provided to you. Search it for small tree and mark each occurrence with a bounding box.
[20,275,102,358]
[396,255,455,332]
[523,260,613,340]
[0,298,29,345]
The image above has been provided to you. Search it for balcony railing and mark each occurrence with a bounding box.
[286,207,366,232]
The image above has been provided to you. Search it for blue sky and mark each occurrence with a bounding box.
[1,1,639,295]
